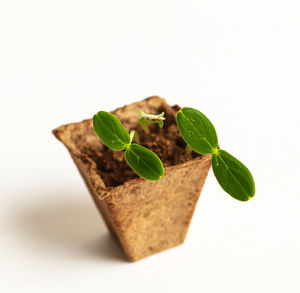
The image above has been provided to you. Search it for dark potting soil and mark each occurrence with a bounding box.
[82,106,201,187]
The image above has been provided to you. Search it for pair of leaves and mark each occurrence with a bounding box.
[177,108,255,201]
[93,111,164,181]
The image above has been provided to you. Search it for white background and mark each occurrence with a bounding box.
[1,1,299,292]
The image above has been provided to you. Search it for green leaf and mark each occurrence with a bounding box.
[212,150,255,201]
[93,111,130,151]
[176,107,218,154]
[125,144,165,181]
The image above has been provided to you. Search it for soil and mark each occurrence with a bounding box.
[80,105,201,188]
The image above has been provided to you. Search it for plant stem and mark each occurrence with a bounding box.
[129,130,140,144]
[185,144,192,156]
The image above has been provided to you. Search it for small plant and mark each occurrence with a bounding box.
[139,111,165,132]
[176,107,255,201]
[93,111,164,181]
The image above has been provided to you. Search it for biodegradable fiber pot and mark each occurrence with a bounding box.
[53,97,211,262]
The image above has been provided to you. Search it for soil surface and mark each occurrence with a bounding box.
[81,106,201,187]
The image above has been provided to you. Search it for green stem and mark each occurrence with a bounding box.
[185,144,192,156]
[129,130,140,144]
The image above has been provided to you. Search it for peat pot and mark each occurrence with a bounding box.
[53,96,211,262]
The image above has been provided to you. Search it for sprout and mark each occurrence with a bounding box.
[93,111,164,181]
[139,111,165,132]
[176,107,255,201]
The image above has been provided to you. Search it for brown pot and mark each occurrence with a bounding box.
[53,96,211,262]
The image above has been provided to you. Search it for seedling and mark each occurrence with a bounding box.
[93,111,164,181]
[139,111,165,132]
[176,107,255,201]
